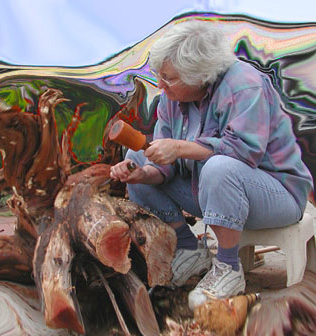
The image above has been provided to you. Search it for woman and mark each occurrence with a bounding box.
[110,20,313,310]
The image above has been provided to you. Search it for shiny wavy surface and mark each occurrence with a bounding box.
[0,284,71,336]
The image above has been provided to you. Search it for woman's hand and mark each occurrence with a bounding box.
[110,159,165,185]
[110,160,146,184]
[145,139,180,165]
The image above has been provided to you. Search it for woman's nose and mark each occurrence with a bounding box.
[157,78,166,89]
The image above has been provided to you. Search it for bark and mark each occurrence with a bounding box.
[67,170,132,274]
[7,194,42,239]
[111,197,176,287]
[0,168,7,191]
[0,89,73,238]
[0,108,40,192]
[25,89,68,190]
[94,264,131,335]
[0,233,34,283]
[0,85,178,335]
[112,271,160,336]
[33,220,84,334]
[30,165,176,332]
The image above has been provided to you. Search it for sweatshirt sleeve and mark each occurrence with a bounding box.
[144,96,176,182]
[196,86,271,168]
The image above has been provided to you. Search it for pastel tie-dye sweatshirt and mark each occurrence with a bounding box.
[146,60,313,212]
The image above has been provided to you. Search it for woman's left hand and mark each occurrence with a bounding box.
[144,138,180,165]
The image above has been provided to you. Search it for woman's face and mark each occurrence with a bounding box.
[156,62,206,103]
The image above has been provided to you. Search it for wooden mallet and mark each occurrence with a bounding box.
[109,120,150,151]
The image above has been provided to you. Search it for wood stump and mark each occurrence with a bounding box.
[0,87,176,335]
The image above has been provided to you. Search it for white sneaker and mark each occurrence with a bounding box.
[171,242,212,287]
[188,257,246,311]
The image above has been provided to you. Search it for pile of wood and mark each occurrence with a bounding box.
[0,87,177,335]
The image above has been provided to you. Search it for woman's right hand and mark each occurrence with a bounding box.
[110,160,146,184]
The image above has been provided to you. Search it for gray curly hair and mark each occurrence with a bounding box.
[149,20,236,86]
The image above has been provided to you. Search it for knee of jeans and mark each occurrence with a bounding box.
[200,155,243,188]
[127,182,148,203]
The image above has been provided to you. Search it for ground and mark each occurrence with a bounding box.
[0,205,15,236]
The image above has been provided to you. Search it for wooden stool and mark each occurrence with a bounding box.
[239,213,315,287]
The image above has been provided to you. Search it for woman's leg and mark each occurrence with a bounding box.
[189,155,302,309]
[199,155,302,233]
[125,149,211,286]
[126,150,202,224]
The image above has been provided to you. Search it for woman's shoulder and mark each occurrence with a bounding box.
[222,59,265,91]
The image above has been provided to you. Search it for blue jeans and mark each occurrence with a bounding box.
[126,151,303,231]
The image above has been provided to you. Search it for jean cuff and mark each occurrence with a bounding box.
[203,213,244,231]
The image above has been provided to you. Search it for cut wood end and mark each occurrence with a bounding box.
[45,293,85,334]
[135,286,160,336]
[96,223,132,274]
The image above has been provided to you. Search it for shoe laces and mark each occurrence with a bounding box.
[197,260,231,297]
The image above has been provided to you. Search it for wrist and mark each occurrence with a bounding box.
[177,140,184,158]
[142,165,165,185]
[141,167,149,182]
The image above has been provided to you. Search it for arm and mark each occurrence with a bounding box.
[144,138,213,165]
[197,86,271,168]
[110,139,212,184]
[143,94,213,171]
